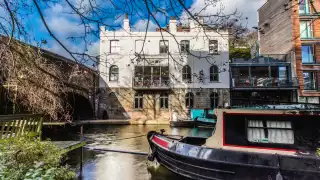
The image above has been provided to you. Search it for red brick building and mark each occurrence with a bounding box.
[258,0,320,103]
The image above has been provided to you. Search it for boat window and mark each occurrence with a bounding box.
[247,120,294,144]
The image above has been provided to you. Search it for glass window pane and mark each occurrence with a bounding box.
[303,72,316,90]
[300,21,312,38]
[302,46,314,63]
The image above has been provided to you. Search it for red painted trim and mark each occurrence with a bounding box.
[152,135,168,149]
[222,114,225,146]
[224,144,296,152]
[225,112,320,116]
[222,112,297,152]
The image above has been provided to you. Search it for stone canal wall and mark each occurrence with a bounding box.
[98,88,229,122]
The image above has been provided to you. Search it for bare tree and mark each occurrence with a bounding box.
[0,0,255,119]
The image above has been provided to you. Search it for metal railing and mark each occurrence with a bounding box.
[232,104,320,110]
[231,54,290,64]
[132,78,171,89]
[231,77,299,88]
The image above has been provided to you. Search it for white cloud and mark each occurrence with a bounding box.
[181,0,265,28]
[132,19,158,32]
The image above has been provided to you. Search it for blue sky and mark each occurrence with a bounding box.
[1,0,265,65]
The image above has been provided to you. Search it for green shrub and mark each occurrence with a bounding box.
[0,137,75,180]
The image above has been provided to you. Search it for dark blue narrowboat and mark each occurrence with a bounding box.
[148,108,320,180]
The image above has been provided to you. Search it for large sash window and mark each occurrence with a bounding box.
[247,120,294,144]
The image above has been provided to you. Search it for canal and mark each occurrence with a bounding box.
[43,125,214,180]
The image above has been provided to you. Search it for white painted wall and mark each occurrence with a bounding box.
[99,18,230,89]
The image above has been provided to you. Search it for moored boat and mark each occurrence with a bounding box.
[147,108,320,180]
[169,120,196,127]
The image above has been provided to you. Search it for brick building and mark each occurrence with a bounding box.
[98,16,230,121]
[258,0,320,104]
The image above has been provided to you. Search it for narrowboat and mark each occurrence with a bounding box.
[170,109,216,128]
[192,108,216,128]
[148,108,320,180]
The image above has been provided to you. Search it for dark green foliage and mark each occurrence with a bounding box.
[229,46,251,60]
[0,137,75,180]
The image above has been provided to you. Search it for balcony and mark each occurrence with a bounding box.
[230,54,290,66]
[231,77,299,90]
[132,78,171,90]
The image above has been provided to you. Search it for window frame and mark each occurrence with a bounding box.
[180,40,190,53]
[110,40,120,54]
[300,21,313,39]
[246,119,295,145]
[185,92,194,108]
[299,0,310,14]
[159,40,169,54]
[209,40,218,54]
[301,45,315,63]
[109,65,119,82]
[303,71,317,90]
[159,93,169,109]
[210,92,219,108]
[134,93,144,109]
[209,65,219,82]
[182,65,192,82]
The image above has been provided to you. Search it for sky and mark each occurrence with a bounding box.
[1,0,266,65]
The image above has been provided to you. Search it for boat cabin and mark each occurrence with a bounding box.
[205,109,320,155]
[191,108,216,123]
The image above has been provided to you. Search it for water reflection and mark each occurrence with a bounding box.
[45,125,214,180]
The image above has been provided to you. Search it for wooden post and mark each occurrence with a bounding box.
[79,146,83,178]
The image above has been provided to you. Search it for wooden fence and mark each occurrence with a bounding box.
[0,114,43,140]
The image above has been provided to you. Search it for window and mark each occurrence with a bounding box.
[180,40,190,53]
[210,92,219,108]
[110,40,120,53]
[302,45,314,63]
[134,93,143,109]
[300,21,312,39]
[182,65,192,82]
[247,120,294,144]
[159,40,169,54]
[209,40,218,54]
[160,93,169,109]
[303,72,316,90]
[299,0,310,14]
[210,65,219,81]
[185,92,194,108]
[109,65,119,81]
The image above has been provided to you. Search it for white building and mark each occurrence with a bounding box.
[98,16,230,121]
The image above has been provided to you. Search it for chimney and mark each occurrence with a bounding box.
[169,16,177,33]
[123,14,130,31]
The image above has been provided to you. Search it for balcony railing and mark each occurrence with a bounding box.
[231,54,290,65]
[132,78,171,89]
[231,77,299,89]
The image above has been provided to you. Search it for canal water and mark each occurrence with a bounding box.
[43,125,214,180]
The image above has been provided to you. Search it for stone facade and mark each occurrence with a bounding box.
[98,87,229,122]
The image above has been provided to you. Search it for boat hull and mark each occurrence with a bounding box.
[170,120,196,127]
[147,132,320,180]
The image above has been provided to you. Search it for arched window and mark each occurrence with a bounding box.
[210,92,219,108]
[134,93,143,109]
[210,65,219,82]
[109,65,119,81]
[185,92,194,108]
[160,93,169,109]
[182,65,192,82]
